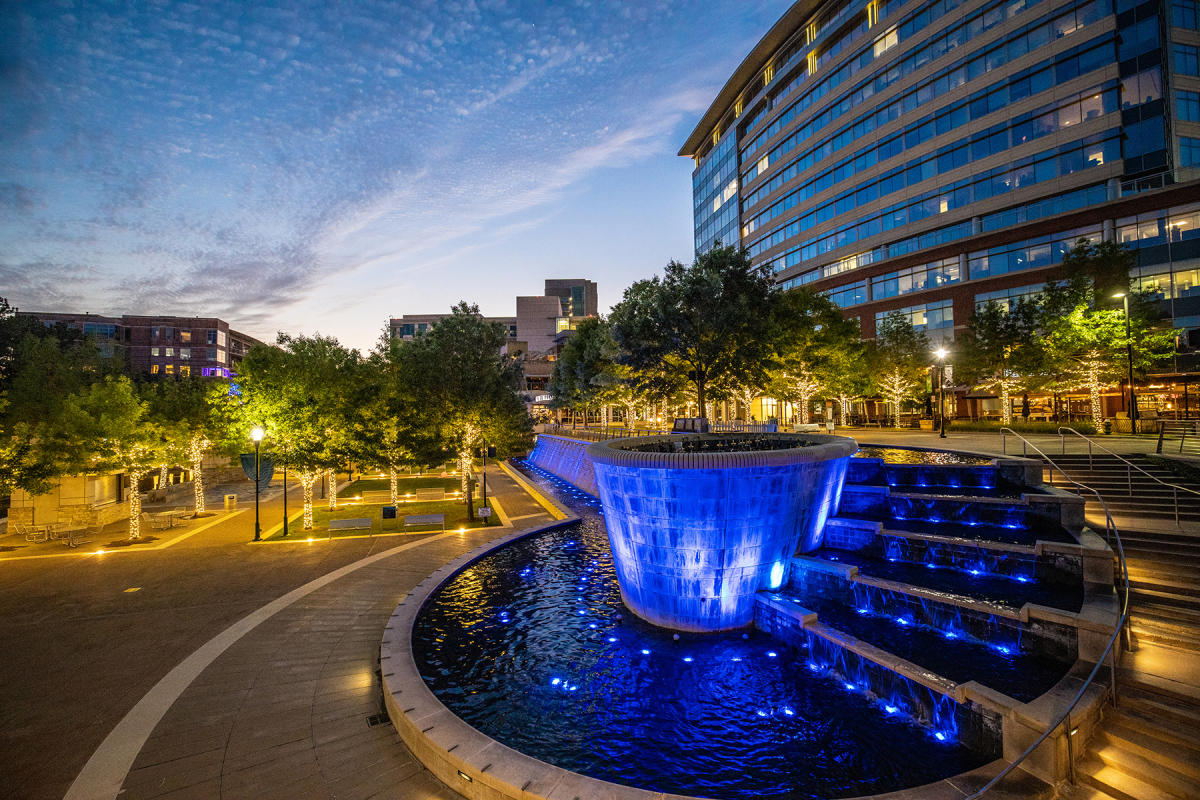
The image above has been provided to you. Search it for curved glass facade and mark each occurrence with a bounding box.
[682,0,1200,377]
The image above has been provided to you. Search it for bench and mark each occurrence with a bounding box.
[414,488,446,502]
[404,513,445,533]
[361,490,392,504]
[328,518,372,533]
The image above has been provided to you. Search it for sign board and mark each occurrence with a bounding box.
[382,505,397,520]
[477,507,492,518]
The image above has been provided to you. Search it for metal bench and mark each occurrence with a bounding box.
[328,517,372,534]
[404,513,445,533]
[414,488,446,502]
[361,490,392,504]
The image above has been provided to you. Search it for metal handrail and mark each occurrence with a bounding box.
[1057,426,1199,526]
[965,429,1130,798]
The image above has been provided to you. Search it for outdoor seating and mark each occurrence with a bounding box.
[328,518,372,532]
[414,488,446,502]
[361,490,392,504]
[16,522,50,543]
[404,513,445,533]
[143,512,171,531]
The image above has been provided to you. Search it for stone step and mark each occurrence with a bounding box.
[1129,624,1200,653]
[1095,722,1200,781]
[1088,737,1200,798]
[1131,602,1200,627]
[1079,757,1186,800]
[1128,577,1200,599]
[1120,680,1200,716]
[1106,711,1200,766]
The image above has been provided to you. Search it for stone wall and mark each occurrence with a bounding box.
[526,435,597,495]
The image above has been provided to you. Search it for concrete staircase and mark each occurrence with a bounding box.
[1041,453,1200,525]
[1077,677,1200,800]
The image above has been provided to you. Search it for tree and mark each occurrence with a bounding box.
[870,313,930,427]
[960,300,1042,425]
[609,244,779,419]
[144,377,246,513]
[238,334,364,531]
[401,303,531,520]
[815,318,870,425]
[772,289,861,424]
[45,377,167,539]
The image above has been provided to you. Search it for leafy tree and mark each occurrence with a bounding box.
[44,377,167,539]
[400,303,532,519]
[959,300,1042,425]
[870,312,930,427]
[549,317,628,426]
[144,377,247,513]
[609,244,779,419]
[238,334,364,530]
[771,289,860,424]
[814,317,869,425]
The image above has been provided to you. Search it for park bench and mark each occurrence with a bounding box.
[414,488,446,502]
[404,513,445,533]
[361,490,392,504]
[328,518,372,533]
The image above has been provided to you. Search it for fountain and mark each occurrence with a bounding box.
[381,433,1121,799]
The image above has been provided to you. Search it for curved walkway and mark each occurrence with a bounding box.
[64,471,555,800]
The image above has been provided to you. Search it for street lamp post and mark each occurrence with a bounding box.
[1112,292,1137,432]
[251,426,264,541]
[934,347,948,439]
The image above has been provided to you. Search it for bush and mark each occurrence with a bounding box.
[949,419,1097,435]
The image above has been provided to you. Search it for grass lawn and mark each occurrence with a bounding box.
[265,497,490,540]
[343,475,465,494]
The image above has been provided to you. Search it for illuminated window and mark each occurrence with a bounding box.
[179,348,190,360]
[179,365,190,377]
[180,331,191,343]
[150,364,160,374]
[165,364,175,375]
[217,330,226,347]
[165,347,174,357]
[151,347,159,356]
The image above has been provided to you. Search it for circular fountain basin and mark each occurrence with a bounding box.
[586,433,855,631]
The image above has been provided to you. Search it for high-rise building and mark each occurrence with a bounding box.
[544,279,599,318]
[18,312,261,377]
[681,0,1200,414]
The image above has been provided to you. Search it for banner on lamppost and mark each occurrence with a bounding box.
[240,453,275,490]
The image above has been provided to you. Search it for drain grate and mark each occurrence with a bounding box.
[366,712,390,728]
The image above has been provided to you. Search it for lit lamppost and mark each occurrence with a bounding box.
[1112,292,1136,432]
[251,426,264,541]
[934,347,949,439]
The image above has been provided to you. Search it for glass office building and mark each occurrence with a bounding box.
[681,0,1200,387]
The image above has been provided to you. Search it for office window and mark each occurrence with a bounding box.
[1176,44,1200,76]
[151,347,159,356]
[180,330,191,343]
[1182,137,1200,167]
[179,348,190,360]
[164,364,174,374]
[975,284,1043,311]
[1180,90,1200,122]
[179,365,190,377]
[1174,0,1199,29]
[151,364,160,374]
[165,347,174,357]
[217,330,226,347]
[206,329,218,345]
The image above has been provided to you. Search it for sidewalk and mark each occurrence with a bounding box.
[843,426,1167,458]
[46,464,554,800]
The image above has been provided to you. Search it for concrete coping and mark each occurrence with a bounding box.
[586,432,857,470]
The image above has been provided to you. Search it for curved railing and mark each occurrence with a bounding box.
[964,428,1130,797]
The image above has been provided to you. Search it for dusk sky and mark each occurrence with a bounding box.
[1,0,791,352]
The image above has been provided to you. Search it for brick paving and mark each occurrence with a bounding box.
[0,466,549,800]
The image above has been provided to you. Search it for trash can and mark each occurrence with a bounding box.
[224,493,237,511]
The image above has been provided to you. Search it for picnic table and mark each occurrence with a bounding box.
[404,513,445,533]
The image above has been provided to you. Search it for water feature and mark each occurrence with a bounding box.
[413,464,988,799]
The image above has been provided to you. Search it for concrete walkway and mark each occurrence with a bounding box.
[1,466,549,800]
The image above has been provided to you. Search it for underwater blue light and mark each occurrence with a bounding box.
[588,623,598,629]
[944,631,957,639]
[884,705,899,714]
[969,569,980,576]
[683,657,693,662]
[577,610,586,615]
[896,617,910,626]
[641,649,651,655]
[782,706,795,716]
[767,651,778,658]
[756,709,768,717]
[844,683,856,691]
[731,657,743,662]
[807,661,820,672]
[768,561,785,590]
[996,645,1011,655]
[856,607,870,615]
[934,732,947,742]
[1016,576,1029,583]
[607,636,617,643]
[569,686,578,692]
[551,677,561,686]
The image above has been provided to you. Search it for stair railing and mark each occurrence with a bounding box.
[966,429,1130,798]
[1057,426,1200,527]
[1157,419,1200,456]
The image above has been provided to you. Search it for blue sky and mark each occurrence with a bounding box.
[1,0,790,351]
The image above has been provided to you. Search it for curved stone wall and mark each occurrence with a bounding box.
[526,434,598,495]
[587,433,855,631]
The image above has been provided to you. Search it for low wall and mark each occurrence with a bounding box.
[525,434,598,495]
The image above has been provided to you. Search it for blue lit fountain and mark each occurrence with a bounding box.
[392,434,1120,799]
[586,433,855,631]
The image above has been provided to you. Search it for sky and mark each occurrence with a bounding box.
[0,0,792,352]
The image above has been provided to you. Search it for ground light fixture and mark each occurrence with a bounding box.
[251,426,264,541]
[1112,292,1136,428]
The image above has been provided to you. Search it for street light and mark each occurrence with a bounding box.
[251,426,264,541]
[934,347,949,438]
[1112,292,1136,431]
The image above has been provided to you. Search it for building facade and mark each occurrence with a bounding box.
[21,312,261,378]
[682,0,1200,418]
